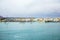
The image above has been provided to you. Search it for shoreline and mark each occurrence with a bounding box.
[0,17,60,22]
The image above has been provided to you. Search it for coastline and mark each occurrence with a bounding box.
[0,17,60,22]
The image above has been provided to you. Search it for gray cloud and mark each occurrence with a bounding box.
[0,0,60,17]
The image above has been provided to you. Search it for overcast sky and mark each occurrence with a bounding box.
[0,0,60,17]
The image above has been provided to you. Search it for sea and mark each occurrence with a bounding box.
[0,22,60,40]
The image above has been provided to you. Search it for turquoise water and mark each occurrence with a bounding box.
[0,22,60,40]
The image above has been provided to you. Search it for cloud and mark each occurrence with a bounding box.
[0,0,60,17]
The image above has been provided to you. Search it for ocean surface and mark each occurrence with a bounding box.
[0,22,60,40]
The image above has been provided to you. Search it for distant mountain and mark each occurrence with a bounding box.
[46,13,60,17]
[34,13,60,18]
[0,12,60,18]
[0,16,3,18]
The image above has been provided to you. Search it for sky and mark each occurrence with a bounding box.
[0,0,60,17]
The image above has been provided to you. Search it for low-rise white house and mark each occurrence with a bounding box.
[44,18,53,22]
[53,18,60,22]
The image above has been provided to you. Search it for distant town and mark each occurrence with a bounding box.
[0,16,60,22]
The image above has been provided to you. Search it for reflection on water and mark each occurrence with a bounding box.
[0,22,60,40]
